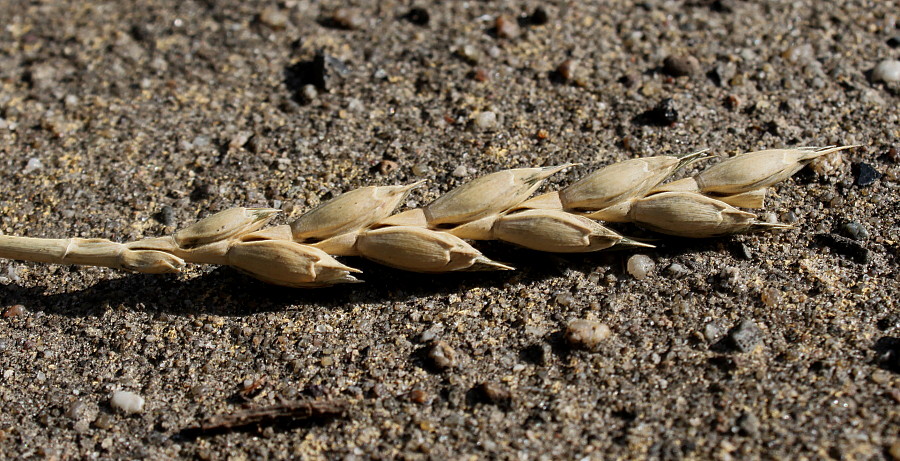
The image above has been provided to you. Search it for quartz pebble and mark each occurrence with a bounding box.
[627,254,655,280]
[330,9,365,30]
[495,15,520,39]
[871,60,900,83]
[259,7,288,29]
[474,111,497,130]
[111,390,145,414]
[428,341,458,370]
[451,165,468,178]
[565,319,611,350]
[728,319,763,353]
[842,221,869,241]
[555,291,575,307]
[23,158,43,174]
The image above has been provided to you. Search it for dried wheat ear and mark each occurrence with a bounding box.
[0,146,856,287]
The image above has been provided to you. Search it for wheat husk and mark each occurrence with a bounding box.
[694,146,856,195]
[174,207,280,248]
[560,150,707,211]
[715,188,768,208]
[290,182,422,241]
[423,164,572,227]
[227,240,361,287]
[356,226,512,272]
[629,191,788,238]
[494,209,653,252]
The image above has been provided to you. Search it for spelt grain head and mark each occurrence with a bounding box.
[290,182,424,242]
[694,145,856,195]
[494,209,654,253]
[423,164,573,227]
[227,240,361,287]
[356,225,513,272]
[174,207,280,248]
[629,191,769,238]
[560,149,707,211]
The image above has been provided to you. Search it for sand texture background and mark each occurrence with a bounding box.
[0,0,899,459]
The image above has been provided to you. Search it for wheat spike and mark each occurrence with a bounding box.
[0,145,854,287]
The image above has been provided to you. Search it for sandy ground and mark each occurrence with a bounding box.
[1,0,899,459]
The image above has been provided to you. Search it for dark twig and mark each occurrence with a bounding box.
[180,399,349,438]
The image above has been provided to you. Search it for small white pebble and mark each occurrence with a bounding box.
[302,84,317,101]
[451,165,468,177]
[347,98,364,112]
[259,7,289,29]
[626,254,654,280]
[7,265,21,283]
[665,263,688,278]
[555,292,576,307]
[111,390,145,414]
[63,94,79,107]
[474,111,497,130]
[457,44,481,63]
[191,135,210,147]
[871,60,900,83]
[229,131,253,149]
[23,158,43,174]
[565,319,611,350]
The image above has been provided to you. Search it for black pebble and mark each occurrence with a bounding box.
[888,36,900,48]
[156,206,176,227]
[855,162,881,187]
[529,7,549,25]
[815,233,870,264]
[637,98,679,126]
[404,7,430,26]
[284,52,348,98]
[873,336,900,373]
